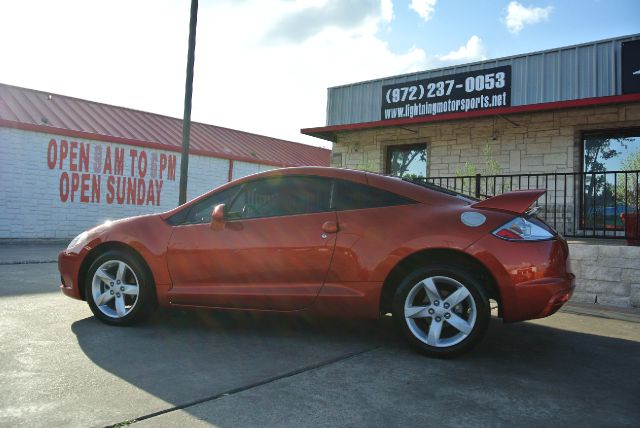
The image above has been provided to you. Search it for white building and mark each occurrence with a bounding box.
[0,83,329,238]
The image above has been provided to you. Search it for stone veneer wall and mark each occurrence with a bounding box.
[330,102,640,177]
[569,243,640,308]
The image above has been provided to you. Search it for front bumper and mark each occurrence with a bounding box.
[58,250,84,300]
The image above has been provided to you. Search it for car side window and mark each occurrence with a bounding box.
[177,186,240,225]
[332,179,416,211]
[227,176,332,219]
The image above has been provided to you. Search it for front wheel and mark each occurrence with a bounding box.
[85,250,157,326]
[392,265,490,358]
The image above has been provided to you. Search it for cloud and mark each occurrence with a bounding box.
[380,0,394,22]
[504,1,552,34]
[0,0,427,147]
[191,0,428,145]
[267,0,388,42]
[409,0,437,22]
[437,35,487,63]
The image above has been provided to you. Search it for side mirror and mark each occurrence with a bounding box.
[210,203,226,230]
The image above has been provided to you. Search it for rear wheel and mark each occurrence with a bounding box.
[392,264,490,358]
[85,250,157,326]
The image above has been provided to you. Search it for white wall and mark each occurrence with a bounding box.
[0,128,273,238]
[231,160,274,180]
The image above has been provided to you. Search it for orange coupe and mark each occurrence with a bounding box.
[59,167,574,357]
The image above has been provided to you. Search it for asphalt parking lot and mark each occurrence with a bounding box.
[1,243,639,427]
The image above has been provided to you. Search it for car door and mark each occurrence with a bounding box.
[326,178,419,283]
[166,175,337,311]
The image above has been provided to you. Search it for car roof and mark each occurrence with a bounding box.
[249,167,437,202]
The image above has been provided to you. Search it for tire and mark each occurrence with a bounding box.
[392,264,490,358]
[85,250,157,326]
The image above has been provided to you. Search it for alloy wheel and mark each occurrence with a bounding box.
[91,260,140,319]
[403,275,477,347]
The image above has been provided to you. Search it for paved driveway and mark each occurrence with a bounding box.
[0,244,639,427]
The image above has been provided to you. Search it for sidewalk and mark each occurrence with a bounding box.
[0,240,66,264]
[562,301,640,324]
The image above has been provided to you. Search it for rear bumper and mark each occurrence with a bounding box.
[59,251,84,300]
[467,235,575,322]
[508,275,575,321]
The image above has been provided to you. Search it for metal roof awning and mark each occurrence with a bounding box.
[302,93,640,142]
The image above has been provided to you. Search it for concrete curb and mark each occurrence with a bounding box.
[561,302,640,324]
[0,260,57,265]
[0,238,70,245]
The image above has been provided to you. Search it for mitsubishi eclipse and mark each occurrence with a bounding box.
[59,167,574,357]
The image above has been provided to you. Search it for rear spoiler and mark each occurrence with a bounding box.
[471,189,546,215]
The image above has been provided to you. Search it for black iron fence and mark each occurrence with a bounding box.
[421,170,640,239]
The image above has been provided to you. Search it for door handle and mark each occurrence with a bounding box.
[321,221,339,233]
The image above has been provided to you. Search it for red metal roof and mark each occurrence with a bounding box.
[0,83,330,167]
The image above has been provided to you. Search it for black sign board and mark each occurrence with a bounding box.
[381,65,511,121]
[622,39,640,94]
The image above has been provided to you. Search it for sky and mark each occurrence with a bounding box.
[1,0,639,149]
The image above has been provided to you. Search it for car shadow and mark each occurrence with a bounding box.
[71,310,640,427]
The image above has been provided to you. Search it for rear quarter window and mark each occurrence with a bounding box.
[333,179,416,211]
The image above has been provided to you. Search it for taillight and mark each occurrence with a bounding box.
[493,217,555,241]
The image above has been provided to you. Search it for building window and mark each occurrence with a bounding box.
[331,152,343,167]
[582,129,640,229]
[385,143,427,178]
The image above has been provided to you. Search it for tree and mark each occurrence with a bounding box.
[454,144,502,196]
[455,144,501,177]
[583,136,631,199]
[615,149,640,208]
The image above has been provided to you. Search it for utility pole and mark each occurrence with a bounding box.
[178,0,198,205]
